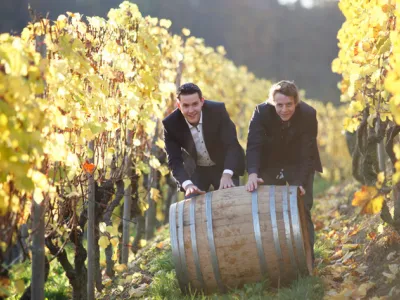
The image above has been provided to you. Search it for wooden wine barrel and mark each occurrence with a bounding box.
[169,185,312,294]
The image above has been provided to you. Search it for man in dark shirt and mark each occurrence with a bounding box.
[245,80,322,263]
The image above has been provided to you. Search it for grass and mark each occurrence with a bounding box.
[146,245,325,300]
[272,276,324,300]
[148,248,175,274]
[313,175,332,197]
[148,268,324,300]
[5,256,70,300]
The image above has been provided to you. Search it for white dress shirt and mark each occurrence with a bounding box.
[182,112,233,190]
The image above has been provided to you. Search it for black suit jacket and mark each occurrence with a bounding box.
[163,100,245,189]
[246,101,322,187]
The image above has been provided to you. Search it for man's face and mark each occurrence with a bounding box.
[177,93,204,125]
[274,93,296,121]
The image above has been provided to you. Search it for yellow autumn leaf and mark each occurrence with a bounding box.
[347,101,364,115]
[149,157,161,169]
[158,165,170,176]
[100,258,106,267]
[159,19,172,29]
[114,264,127,273]
[182,28,191,36]
[155,138,165,149]
[376,172,385,189]
[112,249,118,261]
[103,277,112,287]
[110,237,119,248]
[394,145,400,161]
[139,239,147,247]
[352,186,384,214]
[342,244,359,251]
[99,236,110,249]
[150,187,161,202]
[99,222,107,233]
[362,195,385,215]
[352,186,378,207]
[106,225,120,237]
[217,46,226,56]
[14,279,25,294]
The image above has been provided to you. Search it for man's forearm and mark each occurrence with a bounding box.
[170,163,190,187]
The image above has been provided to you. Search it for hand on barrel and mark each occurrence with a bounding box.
[245,173,264,192]
[185,184,205,197]
[299,186,306,196]
[219,173,235,190]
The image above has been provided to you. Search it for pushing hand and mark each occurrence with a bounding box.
[185,184,205,197]
[299,186,306,196]
[219,173,235,190]
[245,173,264,192]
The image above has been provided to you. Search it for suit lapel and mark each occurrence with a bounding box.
[201,101,213,151]
[177,111,197,160]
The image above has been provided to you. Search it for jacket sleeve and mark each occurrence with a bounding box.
[219,104,245,176]
[246,106,265,175]
[293,110,318,187]
[163,121,190,187]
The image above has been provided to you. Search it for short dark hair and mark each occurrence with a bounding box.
[177,83,203,100]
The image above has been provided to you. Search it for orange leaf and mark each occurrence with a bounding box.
[348,225,360,236]
[368,232,377,240]
[328,230,337,238]
[83,161,96,174]
[352,186,378,207]
[314,220,324,231]
[354,41,360,56]
[331,249,343,260]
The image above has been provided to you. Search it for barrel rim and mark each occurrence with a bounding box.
[289,186,311,275]
[169,202,187,292]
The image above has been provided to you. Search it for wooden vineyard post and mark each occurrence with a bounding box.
[31,34,46,300]
[87,140,95,300]
[122,129,132,264]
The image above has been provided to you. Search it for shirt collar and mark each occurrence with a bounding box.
[185,112,203,129]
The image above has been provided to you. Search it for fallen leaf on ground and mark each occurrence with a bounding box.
[387,251,397,260]
[129,283,148,298]
[352,186,384,214]
[341,251,354,263]
[331,249,344,260]
[342,244,359,251]
[114,264,127,273]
